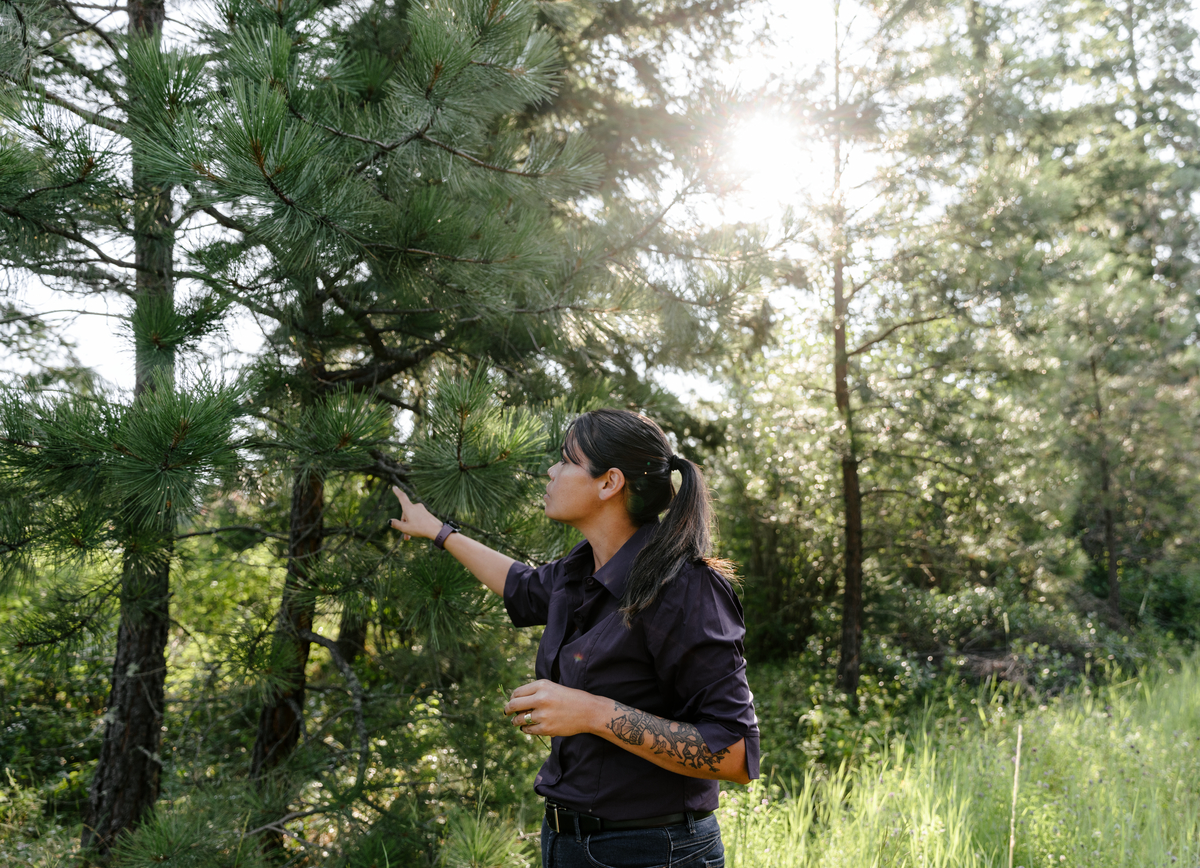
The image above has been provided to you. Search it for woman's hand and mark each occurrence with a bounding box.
[503,680,605,738]
[389,486,444,541]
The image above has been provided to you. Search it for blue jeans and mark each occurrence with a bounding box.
[540,812,724,868]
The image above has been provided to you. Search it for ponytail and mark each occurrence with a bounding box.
[560,409,734,624]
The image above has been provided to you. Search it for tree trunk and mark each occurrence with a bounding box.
[1090,356,1120,617]
[82,548,171,857]
[250,468,324,779]
[829,12,864,701]
[82,0,174,857]
[833,247,864,699]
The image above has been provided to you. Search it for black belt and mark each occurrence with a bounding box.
[545,800,713,834]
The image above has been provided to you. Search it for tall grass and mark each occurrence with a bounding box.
[720,660,1200,867]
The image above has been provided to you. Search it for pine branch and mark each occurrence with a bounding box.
[37,21,101,52]
[315,283,445,387]
[14,263,130,294]
[0,70,125,134]
[242,808,329,839]
[12,579,119,650]
[42,44,123,98]
[176,525,289,541]
[417,132,546,178]
[48,0,120,56]
[848,314,949,357]
[449,301,622,326]
[317,349,440,391]
[876,451,975,479]
[16,156,97,203]
[353,117,434,174]
[604,180,696,260]
[0,205,143,272]
[380,246,518,264]
[365,450,541,563]
[367,388,419,413]
[1,0,28,54]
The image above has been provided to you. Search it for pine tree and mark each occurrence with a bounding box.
[118,0,773,813]
[1033,0,1200,622]
[0,0,240,856]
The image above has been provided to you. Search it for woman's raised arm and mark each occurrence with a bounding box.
[390,487,515,596]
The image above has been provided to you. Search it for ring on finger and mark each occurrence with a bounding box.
[524,713,533,724]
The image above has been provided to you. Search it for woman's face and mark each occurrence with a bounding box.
[544,443,608,526]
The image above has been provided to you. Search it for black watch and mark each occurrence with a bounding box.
[433,520,460,550]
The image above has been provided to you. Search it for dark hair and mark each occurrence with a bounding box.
[562,408,734,622]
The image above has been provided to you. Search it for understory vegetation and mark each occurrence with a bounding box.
[723,658,1200,868]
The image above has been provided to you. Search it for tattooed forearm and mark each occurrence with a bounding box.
[606,702,731,774]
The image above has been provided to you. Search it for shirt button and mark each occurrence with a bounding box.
[585,577,596,588]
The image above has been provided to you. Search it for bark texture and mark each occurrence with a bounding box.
[82,0,175,854]
[250,468,324,778]
[82,552,171,856]
[829,22,864,700]
[833,245,864,699]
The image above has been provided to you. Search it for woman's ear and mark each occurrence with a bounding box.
[596,467,626,502]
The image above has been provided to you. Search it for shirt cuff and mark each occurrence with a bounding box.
[502,561,542,628]
[695,721,761,781]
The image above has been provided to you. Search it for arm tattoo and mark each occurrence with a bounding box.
[606,702,731,774]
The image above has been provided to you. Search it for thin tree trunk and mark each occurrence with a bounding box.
[833,246,864,699]
[829,6,864,701]
[82,0,174,858]
[1090,356,1120,616]
[250,468,324,779]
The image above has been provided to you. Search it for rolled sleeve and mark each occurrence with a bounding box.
[645,566,761,780]
[503,560,554,627]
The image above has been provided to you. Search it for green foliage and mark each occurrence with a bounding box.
[0,611,108,807]
[271,387,394,477]
[410,368,547,522]
[395,556,495,651]
[0,378,242,552]
[110,794,272,868]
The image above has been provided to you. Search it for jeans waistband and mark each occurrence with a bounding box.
[544,799,714,834]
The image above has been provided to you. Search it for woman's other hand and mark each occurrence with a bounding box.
[503,680,605,738]
[390,486,443,540]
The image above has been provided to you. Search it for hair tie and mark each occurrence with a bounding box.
[667,454,685,472]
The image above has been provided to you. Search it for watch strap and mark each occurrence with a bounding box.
[433,522,459,550]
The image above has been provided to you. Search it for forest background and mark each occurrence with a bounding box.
[1,0,1199,865]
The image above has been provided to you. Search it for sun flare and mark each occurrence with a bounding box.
[723,114,810,217]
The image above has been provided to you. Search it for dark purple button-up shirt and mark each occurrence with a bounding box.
[504,522,760,820]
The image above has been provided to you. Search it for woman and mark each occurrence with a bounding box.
[390,408,758,867]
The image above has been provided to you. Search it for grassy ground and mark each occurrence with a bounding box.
[717,659,1200,868]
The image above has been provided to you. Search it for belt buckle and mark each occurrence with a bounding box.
[553,805,561,834]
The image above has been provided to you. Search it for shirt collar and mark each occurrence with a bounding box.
[591,521,657,600]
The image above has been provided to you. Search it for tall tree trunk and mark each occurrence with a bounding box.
[251,468,324,779]
[833,245,864,699]
[1090,356,1120,616]
[82,1,174,856]
[829,8,864,701]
